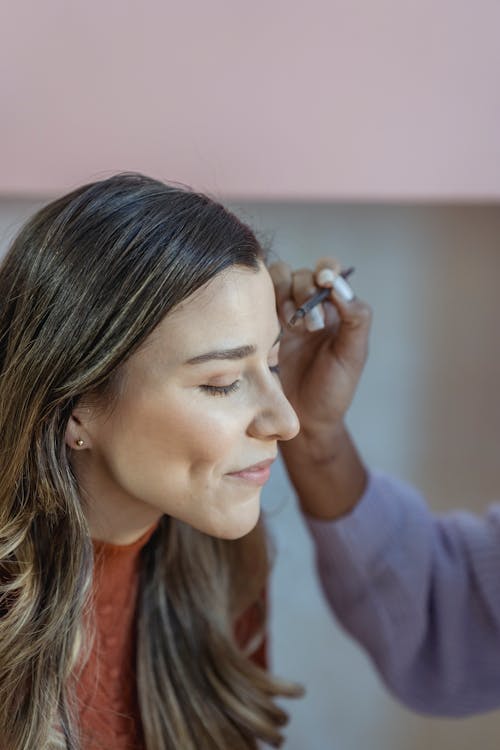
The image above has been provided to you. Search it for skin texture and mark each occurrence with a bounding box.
[66,263,299,544]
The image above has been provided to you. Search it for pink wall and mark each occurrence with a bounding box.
[1,0,499,200]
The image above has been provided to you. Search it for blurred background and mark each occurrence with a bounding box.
[1,2,500,747]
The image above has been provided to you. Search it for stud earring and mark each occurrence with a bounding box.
[75,438,84,447]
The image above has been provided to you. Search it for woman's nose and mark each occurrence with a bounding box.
[247,385,300,443]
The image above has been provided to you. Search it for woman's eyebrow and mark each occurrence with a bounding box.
[185,327,283,365]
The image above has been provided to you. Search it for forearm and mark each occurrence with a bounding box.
[306,475,500,715]
[279,424,368,520]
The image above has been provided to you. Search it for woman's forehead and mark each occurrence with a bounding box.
[133,265,276,368]
[167,264,271,324]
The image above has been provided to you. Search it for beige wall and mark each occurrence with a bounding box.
[1,1,500,200]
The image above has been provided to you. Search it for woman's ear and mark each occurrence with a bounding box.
[65,407,93,450]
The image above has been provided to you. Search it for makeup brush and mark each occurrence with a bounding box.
[289,267,355,326]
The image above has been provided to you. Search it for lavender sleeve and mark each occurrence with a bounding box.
[304,471,500,715]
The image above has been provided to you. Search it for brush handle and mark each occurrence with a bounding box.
[289,267,354,325]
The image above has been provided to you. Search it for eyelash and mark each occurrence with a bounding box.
[201,365,280,397]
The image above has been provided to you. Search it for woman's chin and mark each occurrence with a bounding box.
[207,496,262,540]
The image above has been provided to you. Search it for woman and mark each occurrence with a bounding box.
[0,173,301,750]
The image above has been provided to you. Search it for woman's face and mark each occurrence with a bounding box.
[69,263,300,543]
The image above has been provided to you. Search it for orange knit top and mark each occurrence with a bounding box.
[77,525,267,749]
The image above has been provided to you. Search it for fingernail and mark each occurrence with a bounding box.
[305,307,325,331]
[333,275,354,302]
[317,268,336,287]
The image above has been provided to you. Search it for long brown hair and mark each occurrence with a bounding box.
[0,174,301,749]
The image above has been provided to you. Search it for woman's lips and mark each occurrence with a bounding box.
[226,458,276,486]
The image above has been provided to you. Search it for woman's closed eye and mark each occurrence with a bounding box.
[200,364,280,397]
[200,381,241,397]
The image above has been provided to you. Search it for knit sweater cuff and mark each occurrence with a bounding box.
[303,470,410,574]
